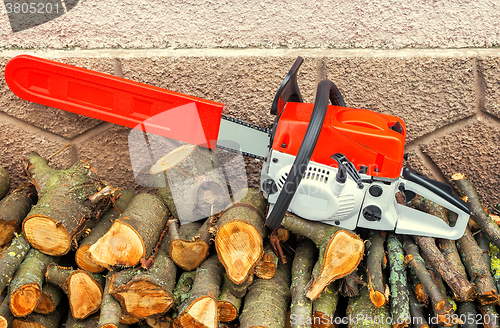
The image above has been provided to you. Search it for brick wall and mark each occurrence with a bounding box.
[1,1,500,207]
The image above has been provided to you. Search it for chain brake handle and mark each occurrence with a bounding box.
[265,79,346,229]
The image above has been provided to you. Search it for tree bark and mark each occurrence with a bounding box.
[0,166,9,201]
[65,314,101,328]
[0,185,37,247]
[386,233,411,328]
[22,152,115,256]
[457,302,478,328]
[97,272,122,328]
[239,262,291,328]
[45,263,104,319]
[146,315,172,328]
[346,283,391,328]
[172,271,196,313]
[75,190,136,273]
[456,225,499,305]
[479,304,500,328]
[339,269,363,298]
[151,144,230,223]
[402,236,454,326]
[290,240,315,328]
[166,217,214,271]
[215,188,267,285]
[0,234,31,294]
[229,274,254,298]
[366,231,388,308]
[0,295,13,328]
[12,306,63,328]
[174,255,224,328]
[453,173,500,249]
[255,242,279,280]
[9,248,55,317]
[109,236,177,319]
[312,283,339,328]
[281,213,364,301]
[217,274,242,323]
[490,243,500,293]
[407,291,430,328]
[89,193,169,268]
[409,195,475,301]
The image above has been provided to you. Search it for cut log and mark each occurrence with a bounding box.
[408,291,430,328]
[9,248,55,317]
[97,272,122,328]
[239,262,291,328]
[277,228,290,243]
[172,271,196,312]
[409,195,475,301]
[75,190,136,273]
[290,240,315,328]
[44,263,104,319]
[0,166,9,201]
[228,274,253,298]
[366,231,388,308]
[12,306,63,328]
[0,234,31,293]
[312,283,339,328]
[151,144,230,223]
[281,213,364,301]
[22,152,115,256]
[34,283,62,314]
[146,315,172,328]
[456,225,498,305]
[490,243,500,292]
[0,295,13,328]
[408,264,427,305]
[215,188,267,285]
[65,314,100,328]
[174,255,224,328]
[166,216,215,271]
[457,302,478,328]
[217,274,242,323]
[255,242,279,280]
[0,185,37,247]
[453,173,500,250]
[402,236,454,325]
[89,193,168,268]
[109,235,177,319]
[339,268,363,298]
[386,233,411,328]
[479,304,500,328]
[346,283,391,328]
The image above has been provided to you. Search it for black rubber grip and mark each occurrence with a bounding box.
[265,79,344,229]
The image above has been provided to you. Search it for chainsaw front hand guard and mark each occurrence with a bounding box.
[265,79,345,230]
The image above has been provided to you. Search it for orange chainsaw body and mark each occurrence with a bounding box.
[272,102,406,179]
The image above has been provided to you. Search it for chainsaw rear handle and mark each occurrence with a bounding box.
[266,79,345,230]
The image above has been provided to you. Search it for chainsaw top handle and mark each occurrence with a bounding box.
[265,79,345,230]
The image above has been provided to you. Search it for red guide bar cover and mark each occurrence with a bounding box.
[5,55,224,148]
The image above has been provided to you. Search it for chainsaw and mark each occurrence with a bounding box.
[4,55,470,239]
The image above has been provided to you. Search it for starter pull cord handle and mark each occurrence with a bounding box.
[265,80,345,229]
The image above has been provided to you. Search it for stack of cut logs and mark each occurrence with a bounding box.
[1,146,500,328]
